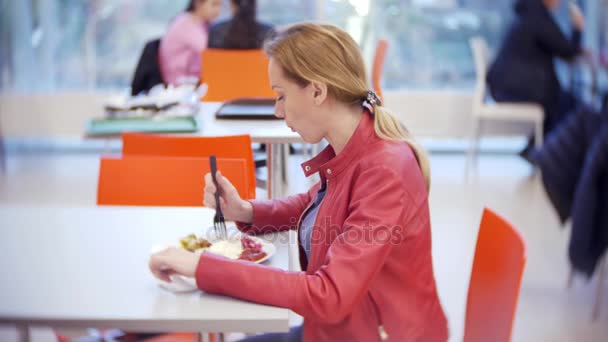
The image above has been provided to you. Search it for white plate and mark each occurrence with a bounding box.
[150,234,276,293]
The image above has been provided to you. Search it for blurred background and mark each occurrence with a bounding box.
[1,0,608,341]
[1,0,602,92]
[1,0,606,143]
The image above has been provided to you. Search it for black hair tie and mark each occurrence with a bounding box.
[364,90,382,107]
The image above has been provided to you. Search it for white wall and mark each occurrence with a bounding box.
[383,90,474,138]
[0,92,111,138]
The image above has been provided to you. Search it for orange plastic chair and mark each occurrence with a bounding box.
[121,133,256,199]
[463,208,527,342]
[201,49,275,102]
[97,156,249,206]
[371,39,388,102]
[96,155,246,342]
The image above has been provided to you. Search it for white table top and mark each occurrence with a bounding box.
[85,102,303,145]
[0,206,290,333]
[196,102,302,144]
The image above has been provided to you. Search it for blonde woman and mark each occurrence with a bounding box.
[150,23,448,342]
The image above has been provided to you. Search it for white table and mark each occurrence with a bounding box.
[195,102,302,199]
[0,206,291,341]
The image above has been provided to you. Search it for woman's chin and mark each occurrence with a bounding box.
[301,135,323,145]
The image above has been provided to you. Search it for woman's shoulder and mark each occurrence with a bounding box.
[355,139,426,196]
[364,137,418,165]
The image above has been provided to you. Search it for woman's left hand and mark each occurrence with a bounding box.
[149,247,200,282]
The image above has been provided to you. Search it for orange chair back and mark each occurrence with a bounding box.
[463,208,527,342]
[121,133,256,199]
[201,49,275,102]
[97,156,250,207]
[371,39,388,102]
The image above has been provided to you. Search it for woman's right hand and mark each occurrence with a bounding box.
[569,2,585,31]
[204,171,254,224]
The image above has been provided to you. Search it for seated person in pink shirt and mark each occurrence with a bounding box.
[159,0,222,85]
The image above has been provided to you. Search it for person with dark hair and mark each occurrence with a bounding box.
[487,0,585,159]
[159,0,223,85]
[208,0,274,49]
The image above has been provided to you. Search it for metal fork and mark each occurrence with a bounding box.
[209,155,228,240]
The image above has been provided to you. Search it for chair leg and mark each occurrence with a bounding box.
[466,118,481,176]
[534,120,543,149]
[592,255,607,322]
[0,121,5,173]
[0,135,5,174]
[530,120,543,175]
[567,267,575,289]
[18,325,30,342]
[303,144,311,161]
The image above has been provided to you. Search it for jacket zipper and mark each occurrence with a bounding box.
[369,292,389,341]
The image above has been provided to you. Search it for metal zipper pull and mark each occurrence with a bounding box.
[378,325,389,341]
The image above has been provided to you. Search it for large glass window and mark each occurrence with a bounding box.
[363,0,510,89]
[1,0,603,92]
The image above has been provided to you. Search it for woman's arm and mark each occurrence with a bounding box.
[237,186,317,234]
[534,8,582,59]
[197,166,416,323]
[204,172,315,234]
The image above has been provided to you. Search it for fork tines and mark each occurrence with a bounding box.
[209,155,228,240]
[213,211,228,240]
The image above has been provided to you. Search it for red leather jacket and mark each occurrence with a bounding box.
[196,113,448,341]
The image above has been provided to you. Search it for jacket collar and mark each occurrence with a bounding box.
[301,111,375,181]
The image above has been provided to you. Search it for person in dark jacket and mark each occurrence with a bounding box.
[208,0,274,49]
[570,122,608,277]
[487,0,585,157]
[534,106,608,278]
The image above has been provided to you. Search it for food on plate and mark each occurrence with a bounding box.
[179,234,267,262]
[239,236,267,262]
[208,239,244,260]
[239,248,267,262]
[208,235,267,262]
[179,234,212,251]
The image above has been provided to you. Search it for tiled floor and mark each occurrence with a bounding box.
[0,150,606,341]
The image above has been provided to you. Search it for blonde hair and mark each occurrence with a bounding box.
[264,23,431,191]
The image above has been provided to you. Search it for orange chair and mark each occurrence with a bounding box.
[463,208,527,342]
[96,156,246,342]
[121,133,256,199]
[201,49,275,102]
[97,156,249,206]
[371,39,388,102]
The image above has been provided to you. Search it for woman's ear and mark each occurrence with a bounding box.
[311,82,328,106]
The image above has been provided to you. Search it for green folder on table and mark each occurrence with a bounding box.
[86,116,198,136]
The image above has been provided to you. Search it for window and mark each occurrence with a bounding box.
[1,0,604,93]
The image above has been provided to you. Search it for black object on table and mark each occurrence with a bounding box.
[215,98,279,120]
